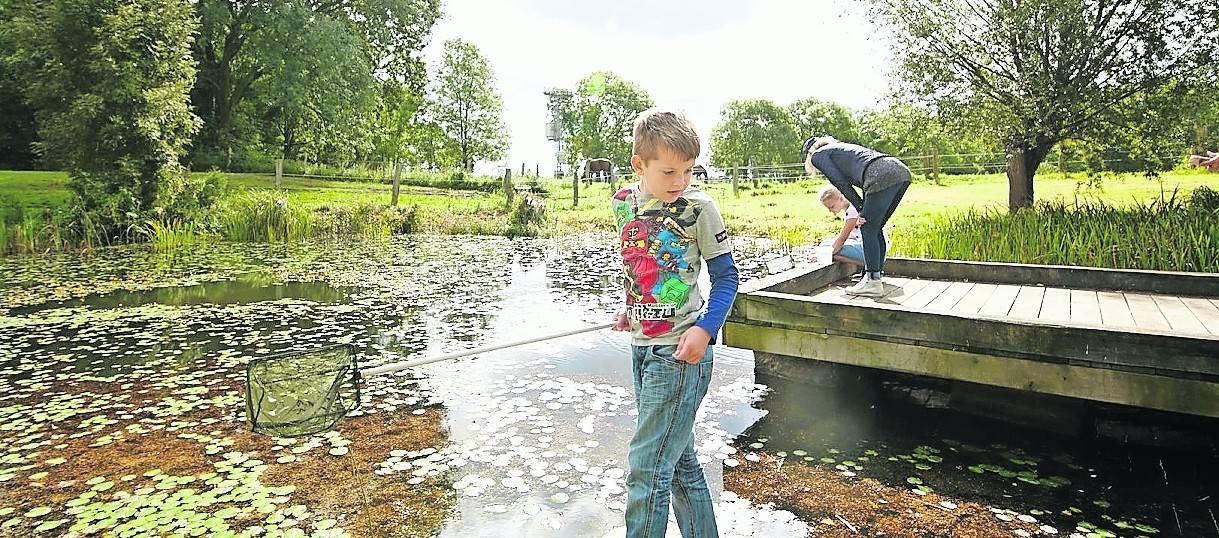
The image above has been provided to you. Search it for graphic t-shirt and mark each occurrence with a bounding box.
[612,183,732,345]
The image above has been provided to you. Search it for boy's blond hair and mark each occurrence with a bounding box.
[632,108,700,162]
[818,184,843,205]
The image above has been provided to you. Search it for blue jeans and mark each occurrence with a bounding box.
[837,243,865,265]
[861,181,909,275]
[626,344,718,538]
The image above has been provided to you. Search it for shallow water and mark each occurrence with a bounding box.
[1,234,1216,538]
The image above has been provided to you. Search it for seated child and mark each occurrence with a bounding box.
[817,185,888,267]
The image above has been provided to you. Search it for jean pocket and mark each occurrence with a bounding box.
[649,344,684,367]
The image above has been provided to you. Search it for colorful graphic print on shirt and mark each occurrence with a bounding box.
[615,189,701,338]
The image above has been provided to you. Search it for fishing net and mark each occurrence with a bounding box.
[245,344,361,437]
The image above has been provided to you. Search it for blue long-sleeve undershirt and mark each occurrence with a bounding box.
[695,252,739,343]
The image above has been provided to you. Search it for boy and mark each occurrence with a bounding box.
[817,184,889,269]
[611,108,738,538]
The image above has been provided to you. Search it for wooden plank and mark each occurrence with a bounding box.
[951,283,997,315]
[926,282,975,312]
[901,280,952,310]
[727,291,1219,377]
[1069,289,1102,325]
[884,257,1219,296]
[977,284,1021,317]
[1039,287,1072,323]
[1124,293,1172,331]
[748,262,857,295]
[1180,297,1219,336]
[832,276,919,305]
[1152,295,1208,335]
[808,285,844,302]
[883,277,933,306]
[853,276,910,302]
[1097,291,1136,329]
[724,322,1219,418]
[1007,286,1046,320]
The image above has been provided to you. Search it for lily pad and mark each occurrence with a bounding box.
[25,506,52,518]
[34,520,67,532]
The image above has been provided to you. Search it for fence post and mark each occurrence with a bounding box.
[732,165,739,198]
[536,164,540,177]
[932,150,941,185]
[572,171,579,208]
[391,161,402,206]
[521,162,526,177]
[503,168,514,208]
[275,158,283,188]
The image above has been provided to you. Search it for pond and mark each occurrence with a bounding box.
[0,235,1215,538]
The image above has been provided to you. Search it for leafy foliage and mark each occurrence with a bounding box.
[555,71,654,170]
[7,0,201,236]
[432,39,509,172]
[872,0,1219,208]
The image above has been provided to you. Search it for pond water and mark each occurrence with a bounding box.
[0,235,1216,538]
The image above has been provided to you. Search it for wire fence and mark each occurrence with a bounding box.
[233,148,1199,190]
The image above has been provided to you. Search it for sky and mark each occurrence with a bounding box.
[422,0,894,176]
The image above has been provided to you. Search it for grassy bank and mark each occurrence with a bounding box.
[898,187,1219,272]
[3,169,1218,271]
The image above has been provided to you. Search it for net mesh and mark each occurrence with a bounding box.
[245,344,361,437]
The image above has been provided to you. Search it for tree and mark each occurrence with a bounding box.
[788,98,860,144]
[7,0,200,233]
[558,71,654,170]
[709,99,798,169]
[0,13,38,170]
[873,0,1219,210]
[432,39,508,172]
[0,73,36,170]
[252,4,375,161]
[191,0,440,161]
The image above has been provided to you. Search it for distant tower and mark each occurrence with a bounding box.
[543,88,572,178]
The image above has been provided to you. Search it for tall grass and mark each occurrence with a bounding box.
[217,191,419,242]
[218,192,314,242]
[898,186,1219,272]
[311,203,418,237]
[506,193,547,237]
[134,219,198,252]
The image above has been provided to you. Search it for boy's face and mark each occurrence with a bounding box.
[632,148,695,204]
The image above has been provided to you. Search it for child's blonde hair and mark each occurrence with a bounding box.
[632,108,700,162]
[818,184,843,205]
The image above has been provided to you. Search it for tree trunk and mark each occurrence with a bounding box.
[1006,144,1053,211]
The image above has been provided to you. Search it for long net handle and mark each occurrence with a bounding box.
[360,322,616,377]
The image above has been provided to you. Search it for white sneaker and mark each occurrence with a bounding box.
[844,275,885,297]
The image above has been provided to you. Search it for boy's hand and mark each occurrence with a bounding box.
[675,326,712,364]
[612,312,631,331]
[855,216,866,226]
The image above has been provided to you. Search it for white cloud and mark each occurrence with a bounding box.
[424,0,893,175]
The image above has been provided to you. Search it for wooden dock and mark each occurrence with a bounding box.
[723,259,1219,418]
